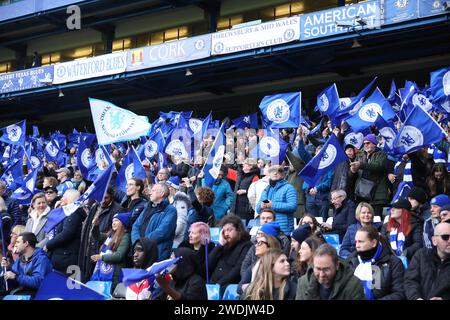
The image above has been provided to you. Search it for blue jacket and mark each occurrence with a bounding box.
[340,222,383,259]
[210,179,234,220]
[10,248,52,290]
[131,199,177,261]
[256,179,298,234]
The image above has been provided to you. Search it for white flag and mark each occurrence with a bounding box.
[89,98,151,145]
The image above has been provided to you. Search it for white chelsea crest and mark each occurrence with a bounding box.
[397,125,423,152]
[318,144,337,170]
[319,93,329,112]
[81,149,94,167]
[267,99,290,123]
[144,140,158,158]
[443,70,450,96]
[209,145,225,179]
[6,124,21,142]
[358,103,382,122]
[259,136,280,157]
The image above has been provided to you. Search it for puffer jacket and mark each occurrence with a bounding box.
[210,179,234,221]
[131,199,177,261]
[256,179,298,235]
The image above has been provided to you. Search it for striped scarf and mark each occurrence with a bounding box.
[394,160,412,183]
[354,244,383,300]
[91,235,115,282]
[428,144,447,164]
[389,228,405,256]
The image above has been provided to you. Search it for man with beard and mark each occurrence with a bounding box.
[208,215,252,294]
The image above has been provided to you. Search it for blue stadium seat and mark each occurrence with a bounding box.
[399,256,408,269]
[85,281,112,299]
[210,227,222,245]
[3,295,31,300]
[323,233,340,245]
[222,284,239,300]
[206,284,221,300]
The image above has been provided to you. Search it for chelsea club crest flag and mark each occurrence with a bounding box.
[393,105,447,155]
[203,122,226,188]
[345,88,396,132]
[89,98,151,145]
[0,120,26,147]
[299,134,347,186]
[430,67,450,103]
[260,92,301,128]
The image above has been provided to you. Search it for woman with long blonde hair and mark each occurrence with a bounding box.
[243,249,296,300]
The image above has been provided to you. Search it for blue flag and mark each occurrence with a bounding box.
[34,271,106,300]
[122,257,181,287]
[203,122,226,188]
[44,139,64,166]
[346,88,396,132]
[76,136,96,180]
[393,106,447,155]
[1,159,23,190]
[32,125,40,138]
[316,83,340,123]
[45,164,115,233]
[115,146,147,192]
[0,120,26,147]
[430,67,450,103]
[256,130,289,165]
[11,168,38,205]
[299,134,347,186]
[375,115,397,154]
[89,98,151,146]
[142,130,165,161]
[335,77,378,123]
[232,112,259,129]
[260,92,301,128]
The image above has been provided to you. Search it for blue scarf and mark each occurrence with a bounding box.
[389,228,405,256]
[354,244,383,300]
[91,234,116,282]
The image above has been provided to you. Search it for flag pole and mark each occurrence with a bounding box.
[205,238,209,284]
[0,219,8,291]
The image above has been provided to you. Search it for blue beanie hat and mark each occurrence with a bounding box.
[166,176,180,190]
[291,224,311,243]
[363,134,378,146]
[259,222,280,238]
[113,212,131,228]
[431,194,450,207]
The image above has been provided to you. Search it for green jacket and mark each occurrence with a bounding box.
[93,227,131,293]
[286,149,306,219]
[296,262,366,300]
[350,148,389,206]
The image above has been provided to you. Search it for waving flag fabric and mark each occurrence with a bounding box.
[45,164,115,233]
[122,257,181,287]
[115,146,147,192]
[430,67,450,102]
[393,106,447,155]
[346,88,396,132]
[299,134,347,186]
[0,120,26,147]
[260,92,301,128]
[203,122,226,188]
[89,98,151,145]
[11,168,38,205]
[232,112,259,129]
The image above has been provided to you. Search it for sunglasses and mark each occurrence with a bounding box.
[434,234,450,241]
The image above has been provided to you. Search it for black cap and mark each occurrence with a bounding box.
[43,186,57,193]
[391,198,412,211]
[407,187,427,204]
